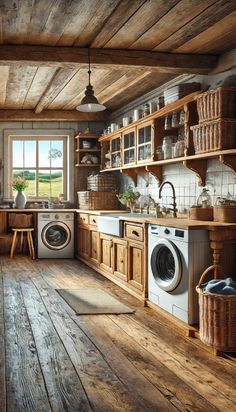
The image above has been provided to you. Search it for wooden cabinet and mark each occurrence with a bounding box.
[125,222,146,292]
[89,228,99,265]
[128,241,144,291]
[99,233,113,273]
[123,127,136,166]
[137,120,155,164]
[77,226,90,259]
[76,212,148,303]
[113,238,128,281]
[97,92,236,186]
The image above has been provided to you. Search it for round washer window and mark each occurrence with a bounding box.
[42,222,71,250]
[151,238,182,291]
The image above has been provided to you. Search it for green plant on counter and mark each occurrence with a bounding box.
[117,186,140,212]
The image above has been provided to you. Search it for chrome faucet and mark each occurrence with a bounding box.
[158,181,177,218]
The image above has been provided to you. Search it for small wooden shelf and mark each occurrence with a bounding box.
[75,133,99,139]
[75,164,101,167]
[76,149,100,152]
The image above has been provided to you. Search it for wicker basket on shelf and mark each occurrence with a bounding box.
[196,265,236,352]
[191,119,236,153]
[195,87,236,122]
[87,174,117,192]
[77,191,119,210]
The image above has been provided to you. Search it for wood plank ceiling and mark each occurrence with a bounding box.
[0,0,235,118]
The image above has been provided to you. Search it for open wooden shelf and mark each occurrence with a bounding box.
[100,149,236,186]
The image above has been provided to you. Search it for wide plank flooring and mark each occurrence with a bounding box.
[0,256,236,412]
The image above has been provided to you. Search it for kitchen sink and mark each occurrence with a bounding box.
[97,213,156,237]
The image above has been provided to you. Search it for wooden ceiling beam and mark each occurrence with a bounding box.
[0,110,109,122]
[0,45,218,73]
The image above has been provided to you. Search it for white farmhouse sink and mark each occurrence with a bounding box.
[97,214,123,236]
[97,213,156,237]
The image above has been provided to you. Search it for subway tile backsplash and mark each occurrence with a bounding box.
[118,159,236,213]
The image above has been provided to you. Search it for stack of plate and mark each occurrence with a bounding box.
[164,83,201,105]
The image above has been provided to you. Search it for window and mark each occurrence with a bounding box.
[4,129,75,201]
[10,137,67,199]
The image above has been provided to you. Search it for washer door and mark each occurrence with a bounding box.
[42,222,71,250]
[150,238,182,291]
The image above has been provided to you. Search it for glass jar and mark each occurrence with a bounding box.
[164,115,171,130]
[171,111,178,127]
[162,137,173,159]
[197,188,212,208]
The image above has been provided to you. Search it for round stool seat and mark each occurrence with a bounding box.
[10,228,35,259]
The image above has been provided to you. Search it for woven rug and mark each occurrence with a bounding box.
[56,288,134,315]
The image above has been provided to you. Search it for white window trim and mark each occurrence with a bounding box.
[4,129,74,202]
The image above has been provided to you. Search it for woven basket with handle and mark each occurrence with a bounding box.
[196,265,236,352]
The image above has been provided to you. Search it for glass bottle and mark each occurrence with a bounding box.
[197,188,212,208]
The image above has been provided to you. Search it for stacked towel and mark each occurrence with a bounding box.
[201,278,236,295]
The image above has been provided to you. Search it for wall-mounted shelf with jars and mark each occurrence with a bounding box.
[75,133,101,167]
[99,92,236,186]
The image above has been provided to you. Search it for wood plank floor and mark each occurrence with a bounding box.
[0,256,236,412]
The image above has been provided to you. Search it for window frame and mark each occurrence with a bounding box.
[4,129,74,202]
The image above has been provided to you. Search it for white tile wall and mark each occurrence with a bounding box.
[118,159,236,213]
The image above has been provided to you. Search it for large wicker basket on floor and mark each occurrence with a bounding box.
[196,265,236,352]
[195,87,236,122]
[77,191,119,210]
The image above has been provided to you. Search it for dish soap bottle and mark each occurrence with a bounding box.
[197,188,212,208]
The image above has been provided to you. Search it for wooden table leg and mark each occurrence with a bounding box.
[10,231,17,258]
[20,232,24,252]
[28,231,35,260]
[27,232,33,258]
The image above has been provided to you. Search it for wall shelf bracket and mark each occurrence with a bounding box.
[121,169,138,186]
[136,167,149,187]
[183,159,207,186]
[145,165,162,184]
[219,155,236,176]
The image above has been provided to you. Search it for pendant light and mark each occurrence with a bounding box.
[76,48,106,112]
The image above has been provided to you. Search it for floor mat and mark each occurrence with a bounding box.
[56,287,135,315]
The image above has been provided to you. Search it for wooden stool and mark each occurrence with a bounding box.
[10,228,35,259]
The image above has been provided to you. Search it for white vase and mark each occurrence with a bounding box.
[14,191,27,209]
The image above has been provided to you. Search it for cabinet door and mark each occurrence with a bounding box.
[113,238,128,281]
[137,121,154,164]
[99,233,113,273]
[77,226,90,259]
[89,229,99,265]
[128,241,144,290]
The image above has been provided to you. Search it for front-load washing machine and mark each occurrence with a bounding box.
[148,224,211,324]
[38,212,74,258]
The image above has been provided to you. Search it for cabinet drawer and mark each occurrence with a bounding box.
[89,215,98,226]
[78,213,89,225]
[124,223,144,242]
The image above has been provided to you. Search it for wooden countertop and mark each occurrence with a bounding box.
[1,209,234,229]
[75,209,128,215]
[119,216,236,229]
[0,208,76,212]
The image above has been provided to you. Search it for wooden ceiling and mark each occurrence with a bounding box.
[0,0,236,120]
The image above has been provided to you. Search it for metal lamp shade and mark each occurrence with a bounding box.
[76,84,106,112]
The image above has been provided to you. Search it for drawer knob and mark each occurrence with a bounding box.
[132,230,139,237]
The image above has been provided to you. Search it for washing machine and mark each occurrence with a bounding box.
[148,224,211,324]
[38,212,74,258]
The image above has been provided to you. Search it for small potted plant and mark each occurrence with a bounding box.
[10,176,28,209]
[117,186,140,213]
